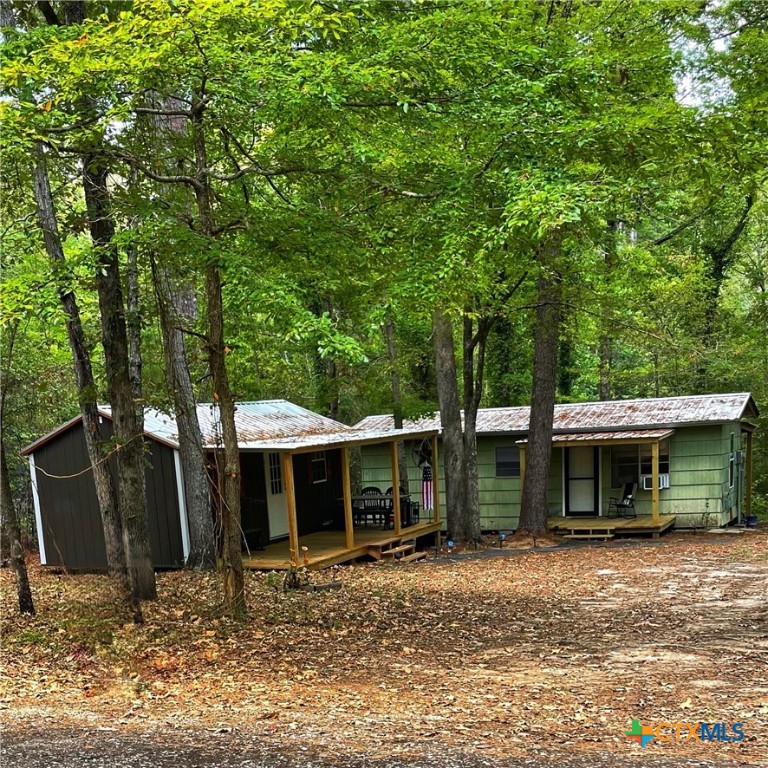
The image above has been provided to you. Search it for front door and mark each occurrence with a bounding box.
[565,447,599,516]
[265,452,289,540]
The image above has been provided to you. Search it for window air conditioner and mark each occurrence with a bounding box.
[641,474,670,491]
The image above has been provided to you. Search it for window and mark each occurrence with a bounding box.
[268,453,282,495]
[729,433,735,488]
[495,446,520,478]
[611,444,640,488]
[311,451,327,483]
[612,439,670,488]
[640,438,670,476]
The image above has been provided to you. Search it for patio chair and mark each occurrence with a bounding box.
[608,482,637,518]
[359,486,385,527]
[385,486,416,528]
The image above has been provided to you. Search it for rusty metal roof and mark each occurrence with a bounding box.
[355,393,758,436]
[194,401,346,447]
[24,400,437,455]
[517,429,676,445]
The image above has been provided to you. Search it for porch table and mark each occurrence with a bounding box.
[341,494,416,529]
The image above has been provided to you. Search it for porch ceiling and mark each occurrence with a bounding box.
[516,428,675,447]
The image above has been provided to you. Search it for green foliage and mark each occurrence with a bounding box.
[0,0,766,501]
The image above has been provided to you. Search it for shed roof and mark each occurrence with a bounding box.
[355,393,758,436]
[23,400,437,455]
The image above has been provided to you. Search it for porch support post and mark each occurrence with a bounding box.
[341,446,354,550]
[651,440,660,525]
[390,440,402,535]
[283,452,300,565]
[519,445,526,484]
[431,434,441,524]
[745,430,753,518]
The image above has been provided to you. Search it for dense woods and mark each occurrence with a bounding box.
[1,1,766,614]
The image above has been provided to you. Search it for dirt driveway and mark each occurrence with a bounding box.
[2,530,766,767]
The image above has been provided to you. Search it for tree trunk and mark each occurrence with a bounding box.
[383,315,408,489]
[32,148,126,575]
[0,325,35,616]
[462,315,490,544]
[151,255,215,569]
[205,265,245,612]
[597,220,619,401]
[517,243,562,541]
[61,0,152,605]
[126,239,143,431]
[1,440,34,615]
[191,98,245,615]
[82,155,156,603]
[433,309,466,540]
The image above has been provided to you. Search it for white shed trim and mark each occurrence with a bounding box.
[28,454,47,565]
[174,450,190,562]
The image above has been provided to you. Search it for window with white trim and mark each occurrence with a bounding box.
[311,451,327,483]
[640,438,670,476]
[611,439,670,488]
[729,433,735,488]
[268,452,282,495]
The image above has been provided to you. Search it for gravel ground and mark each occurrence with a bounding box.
[0,726,757,768]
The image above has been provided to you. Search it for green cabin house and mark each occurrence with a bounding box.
[356,393,758,534]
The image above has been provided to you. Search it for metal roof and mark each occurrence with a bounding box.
[23,400,437,455]
[355,393,758,436]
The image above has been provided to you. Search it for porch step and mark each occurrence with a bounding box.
[562,532,615,541]
[399,550,427,564]
[381,542,416,558]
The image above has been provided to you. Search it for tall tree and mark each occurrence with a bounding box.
[0,324,35,615]
[151,256,215,569]
[516,242,563,542]
[32,148,126,576]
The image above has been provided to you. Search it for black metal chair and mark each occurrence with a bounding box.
[608,482,637,518]
[357,486,384,527]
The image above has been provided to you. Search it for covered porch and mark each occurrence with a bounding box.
[519,428,677,530]
[242,520,442,570]
[239,425,441,571]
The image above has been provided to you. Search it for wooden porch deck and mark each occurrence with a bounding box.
[242,521,442,570]
[548,514,676,541]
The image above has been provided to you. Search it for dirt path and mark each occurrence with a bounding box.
[2,530,766,766]
[1,725,758,768]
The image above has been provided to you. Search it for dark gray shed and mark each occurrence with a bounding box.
[23,411,188,569]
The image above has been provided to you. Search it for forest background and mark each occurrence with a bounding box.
[1,1,766,612]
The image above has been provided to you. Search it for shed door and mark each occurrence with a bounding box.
[565,447,599,516]
[265,453,289,540]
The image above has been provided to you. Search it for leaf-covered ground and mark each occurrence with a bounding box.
[2,529,767,767]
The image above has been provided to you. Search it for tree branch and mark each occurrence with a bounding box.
[116,153,203,190]
[651,204,711,246]
[206,165,332,181]
[134,106,193,118]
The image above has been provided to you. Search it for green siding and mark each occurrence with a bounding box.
[476,438,521,530]
[360,422,746,531]
[359,441,447,523]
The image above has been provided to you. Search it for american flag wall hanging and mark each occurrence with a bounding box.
[421,463,434,512]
